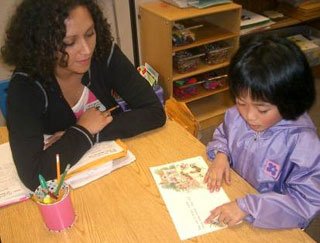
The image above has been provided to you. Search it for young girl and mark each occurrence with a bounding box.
[204,35,320,229]
[1,0,165,190]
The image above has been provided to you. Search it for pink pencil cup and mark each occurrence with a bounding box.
[35,182,75,231]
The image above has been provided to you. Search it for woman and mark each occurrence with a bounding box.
[1,0,166,190]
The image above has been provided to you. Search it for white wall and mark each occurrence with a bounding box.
[135,0,155,64]
[0,0,21,80]
[99,0,134,63]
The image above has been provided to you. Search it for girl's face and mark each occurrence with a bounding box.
[55,5,96,76]
[236,92,282,132]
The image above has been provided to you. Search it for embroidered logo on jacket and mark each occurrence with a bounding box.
[263,160,281,179]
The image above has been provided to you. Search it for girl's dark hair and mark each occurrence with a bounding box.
[228,35,315,120]
[1,0,113,82]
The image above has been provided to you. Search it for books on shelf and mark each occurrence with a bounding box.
[161,0,231,9]
[0,140,135,207]
[279,0,320,19]
[240,9,273,35]
[278,0,320,8]
[287,34,319,51]
[188,0,232,9]
[287,34,320,66]
[161,0,190,8]
[150,156,231,240]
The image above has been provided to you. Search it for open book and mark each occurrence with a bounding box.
[0,140,135,207]
[150,156,231,240]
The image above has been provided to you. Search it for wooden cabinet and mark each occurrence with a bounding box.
[139,2,241,134]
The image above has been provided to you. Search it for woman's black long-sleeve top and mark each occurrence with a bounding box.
[7,44,166,190]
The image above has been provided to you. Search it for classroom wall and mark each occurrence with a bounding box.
[0,0,20,80]
[0,0,135,82]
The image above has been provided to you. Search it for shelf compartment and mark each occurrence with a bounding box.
[177,85,229,103]
[186,92,234,129]
[173,61,229,81]
[173,25,237,52]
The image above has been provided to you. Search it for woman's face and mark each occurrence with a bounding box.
[56,5,96,76]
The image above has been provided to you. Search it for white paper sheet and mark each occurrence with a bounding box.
[68,140,126,172]
[150,156,230,240]
[0,143,30,207]
[66,151,135,188]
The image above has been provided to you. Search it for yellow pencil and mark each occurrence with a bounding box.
[56,154,61,182]
[106,105,119,113]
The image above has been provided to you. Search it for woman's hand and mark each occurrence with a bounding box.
[77,108,113,135]
[44,131,65,150]
[205,201,247,226]
[204,153,231,192]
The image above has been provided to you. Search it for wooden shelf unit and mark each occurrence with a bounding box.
[139,2,241,132]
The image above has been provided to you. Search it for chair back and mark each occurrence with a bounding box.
[165,98,199,137]
[0,80,9,118]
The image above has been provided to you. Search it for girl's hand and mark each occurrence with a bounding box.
[204,153,231,192]
[44,131,65,150]
[205,201,247,226]
[77,108,113,135]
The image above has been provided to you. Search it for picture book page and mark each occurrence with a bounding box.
[150,156,231,240]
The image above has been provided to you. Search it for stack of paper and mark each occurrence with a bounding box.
[188,0,231,9]
[287,34,319,51]
[240,9,273,35]
[66,141,136,188]
[279,1,320,19]
[278,0,319,8]
[0,142,31,207]
[161,0,190,8]
[287,34,320,66]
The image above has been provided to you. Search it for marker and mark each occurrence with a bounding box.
[38,174,49,192]
[54,164,70,196]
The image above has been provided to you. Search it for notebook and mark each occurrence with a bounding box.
[0,140,135,207]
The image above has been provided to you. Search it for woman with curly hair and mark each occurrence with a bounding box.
[1,0,166,190]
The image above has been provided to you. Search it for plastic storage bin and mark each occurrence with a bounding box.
[173,78,198,99]
[173,50,204,73]
[201,42,231,65]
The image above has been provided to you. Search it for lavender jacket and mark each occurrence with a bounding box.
[207,106,320,229]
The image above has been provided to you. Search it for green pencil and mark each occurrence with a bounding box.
[54,163,70,196]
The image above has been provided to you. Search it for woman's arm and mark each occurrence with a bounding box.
[7,76,95,190]
[97,44,166,140]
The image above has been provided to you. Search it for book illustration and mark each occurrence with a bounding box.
[150,156,231,240]
[155,162,206,192]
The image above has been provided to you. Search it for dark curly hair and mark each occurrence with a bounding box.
[228,35,315,120]
[1,0,113,82]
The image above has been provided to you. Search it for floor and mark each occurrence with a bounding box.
[198,78,320,242]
